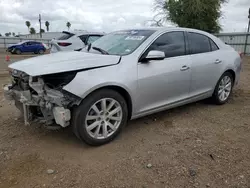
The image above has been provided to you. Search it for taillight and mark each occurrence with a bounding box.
[57,42,72,47]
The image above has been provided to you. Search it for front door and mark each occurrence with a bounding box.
[137,31,191,113]
[23,42,35,52]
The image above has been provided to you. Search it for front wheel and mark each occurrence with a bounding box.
[15,49,21,55]
[212,72,233,105]
[72,89,128,146]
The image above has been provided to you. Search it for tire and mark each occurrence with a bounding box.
[15,49,21,55]
[72,89,128,146]
[212,72,234,105]
[38,49,45,54]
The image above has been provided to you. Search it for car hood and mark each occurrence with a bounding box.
[8,45,17,48]
[9,51,121,76]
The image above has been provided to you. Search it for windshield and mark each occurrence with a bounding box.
[89,29,156,56]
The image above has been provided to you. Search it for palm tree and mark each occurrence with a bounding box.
[45,21,50,32]
[30,27,36,34]
[66,22,71,31]
[25,21,31,32]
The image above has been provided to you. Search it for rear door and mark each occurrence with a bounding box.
[187,32,223,96]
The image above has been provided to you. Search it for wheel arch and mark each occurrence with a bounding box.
[213,69,236,93]
[224,69,236,84]
[79,84,133,120]
[14,47,22,52]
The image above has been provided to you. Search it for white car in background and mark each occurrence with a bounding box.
[50,31,104,53]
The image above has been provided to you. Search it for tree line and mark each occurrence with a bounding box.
[0,21,72,37]
[152,0,227,33]
[25,21,72,34]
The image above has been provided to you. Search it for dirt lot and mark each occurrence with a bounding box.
[0,54,250,188]
[0,53,37,74]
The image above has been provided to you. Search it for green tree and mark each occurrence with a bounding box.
[5,33,10,37]
[40,29,45,33]
[0,33,2,37]
[45,21,50,32]
[154,0,227,33]
[66,22,71,31]
[12,32,15,37]
[30,27,36,34]
[25,21,31,32]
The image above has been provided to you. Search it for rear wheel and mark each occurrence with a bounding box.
[72,89,128,146]
[212,72,233,105]
[38,49,45,54]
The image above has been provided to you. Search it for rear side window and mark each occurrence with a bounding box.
[188,32,210,54]
[210,39,219,51]
[148,31,186,58]
[57,33,75,40]
[79,35,88,44]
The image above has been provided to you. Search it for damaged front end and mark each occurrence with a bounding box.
[3,70,81,127]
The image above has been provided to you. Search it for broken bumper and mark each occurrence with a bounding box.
[3,84,71,127]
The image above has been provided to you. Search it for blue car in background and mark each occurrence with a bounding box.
[7,41,47,55]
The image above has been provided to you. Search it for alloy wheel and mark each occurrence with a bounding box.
[85,98,123,140]
[218,75,232,102]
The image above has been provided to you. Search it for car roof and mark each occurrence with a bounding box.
[122,27,211,34]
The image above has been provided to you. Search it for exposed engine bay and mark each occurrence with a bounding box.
[4,70,81,127]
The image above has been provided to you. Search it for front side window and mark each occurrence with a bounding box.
[89,30,156,56]
[188,32,211,54]
[25,42,33,46]
[147,31,186,58]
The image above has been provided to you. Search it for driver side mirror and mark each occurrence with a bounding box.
[142,50,165,62]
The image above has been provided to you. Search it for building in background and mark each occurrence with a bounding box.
[18,32,64,40]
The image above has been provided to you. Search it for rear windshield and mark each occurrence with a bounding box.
[57,32,75,40]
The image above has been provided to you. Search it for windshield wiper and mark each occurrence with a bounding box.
[92,46,109,55]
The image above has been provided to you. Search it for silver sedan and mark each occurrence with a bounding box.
[4,27,242,145]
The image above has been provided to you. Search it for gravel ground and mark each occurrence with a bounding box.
[0,57,249,188]
[0,53,38,72]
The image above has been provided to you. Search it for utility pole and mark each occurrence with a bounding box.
[39,14,42,38]
[244,8,250,55]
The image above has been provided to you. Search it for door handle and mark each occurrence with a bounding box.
[214,59,222,64]
[180,65,190,71]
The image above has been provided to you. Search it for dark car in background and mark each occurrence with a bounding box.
[7,41,48,55]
